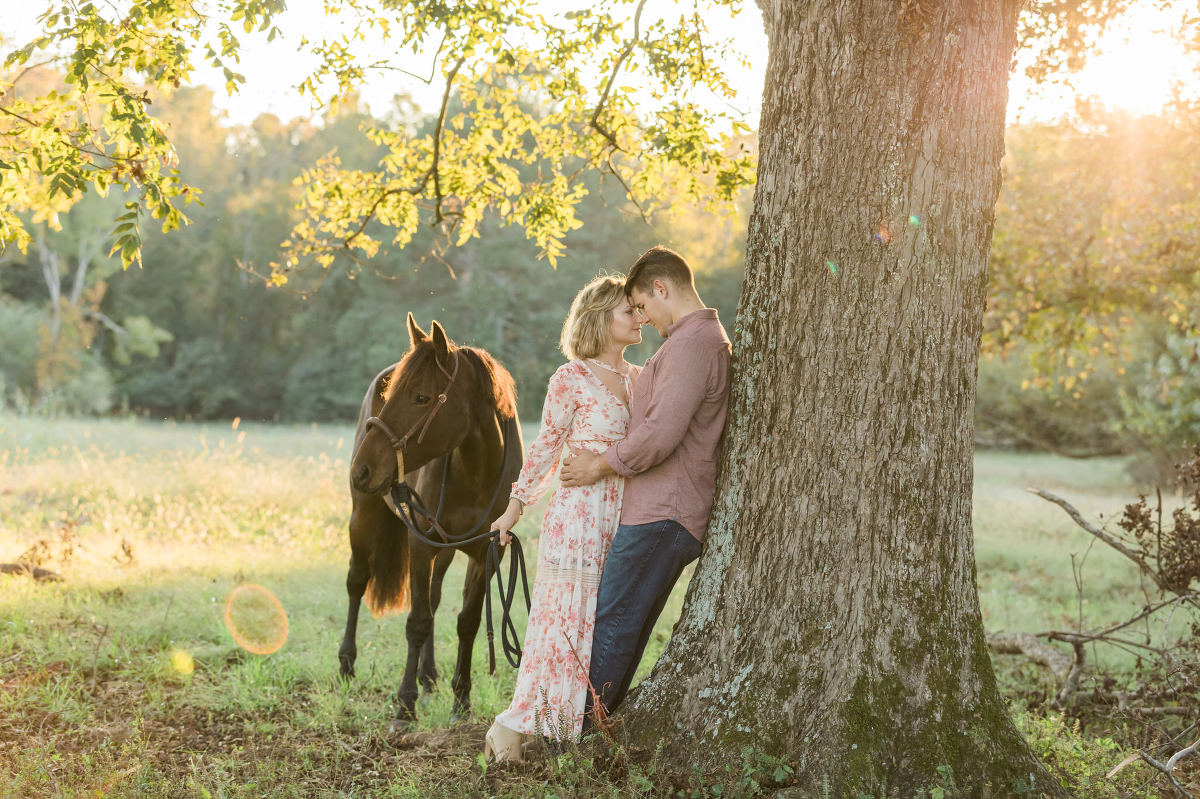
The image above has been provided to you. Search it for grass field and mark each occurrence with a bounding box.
[0,415,1174,797]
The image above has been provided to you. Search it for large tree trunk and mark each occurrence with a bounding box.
[625,2,1064,795]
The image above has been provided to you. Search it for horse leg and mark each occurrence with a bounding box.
[420,547,454,693]
[337,544,370,680]
[339,498,381,680]
[393,548,434,732]
[450,554,488,722]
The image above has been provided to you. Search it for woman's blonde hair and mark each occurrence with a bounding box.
[560,275,628,360]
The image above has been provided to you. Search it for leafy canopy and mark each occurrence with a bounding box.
[2,0,755,274]
[987,106,1200,393]
[1,1,289,265]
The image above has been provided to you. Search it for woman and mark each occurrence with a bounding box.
[484,275,643,760]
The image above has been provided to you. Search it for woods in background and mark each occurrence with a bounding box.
[1,81,1198,479]
[0,83,741,423]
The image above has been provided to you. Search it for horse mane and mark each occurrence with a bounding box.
[382,338,517,421]
[460,346,518,421]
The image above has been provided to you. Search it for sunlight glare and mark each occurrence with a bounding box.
[1013,5,1200,120]
[1073,7,1197,115]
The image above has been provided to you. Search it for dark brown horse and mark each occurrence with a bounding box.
[340,314,522,730]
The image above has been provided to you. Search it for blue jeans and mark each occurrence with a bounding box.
[585,519,702,725]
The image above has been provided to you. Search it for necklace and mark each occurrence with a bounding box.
[586,357,628,377]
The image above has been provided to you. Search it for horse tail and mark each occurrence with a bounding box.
[365,527,410,616]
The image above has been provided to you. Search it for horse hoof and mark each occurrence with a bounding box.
[389,717,414,735]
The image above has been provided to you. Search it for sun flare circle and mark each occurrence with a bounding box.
[223,583,290,655]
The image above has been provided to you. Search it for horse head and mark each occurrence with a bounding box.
[349,314,516,496]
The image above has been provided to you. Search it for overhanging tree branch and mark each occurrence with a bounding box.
[341,54,465,253]
[589,0,646,153]
[429,55,465,226]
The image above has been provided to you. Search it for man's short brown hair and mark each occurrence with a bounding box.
[625,245,695,296]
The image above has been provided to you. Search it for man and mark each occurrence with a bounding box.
[560,245,732,724]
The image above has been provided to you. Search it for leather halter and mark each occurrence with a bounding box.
[364,349,460,477]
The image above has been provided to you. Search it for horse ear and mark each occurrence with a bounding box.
[430,321,451,361]
[407,313,428,347]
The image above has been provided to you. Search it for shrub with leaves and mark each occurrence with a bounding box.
[1118,446,1200,594]
[1014,709,1164,799]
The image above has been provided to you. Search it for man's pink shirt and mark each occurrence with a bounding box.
[604,308,731,541]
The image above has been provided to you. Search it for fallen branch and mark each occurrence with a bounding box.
[1046,630,1168,658]
[1027,488,1157,579]
[0,563,61,581]
[987,633,1072,678]
[986,633,1091,706]
[1120,706,1196,718]
[1027,488,1189,604]
[1114,692,1197,718]
[1139,734,1200,796]
[1055,638,1086,709]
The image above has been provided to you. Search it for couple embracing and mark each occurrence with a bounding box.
[484,245,732,759]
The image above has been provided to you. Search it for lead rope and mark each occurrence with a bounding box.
[485,530,529,672]
[387,428,530,673]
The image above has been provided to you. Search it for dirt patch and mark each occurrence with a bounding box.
[390,723,487,753]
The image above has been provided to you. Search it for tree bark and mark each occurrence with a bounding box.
[36,228,63,344]
[625,2,1064,795]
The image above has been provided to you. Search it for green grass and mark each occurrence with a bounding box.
[0,414,1173,797]
[971,450,1195,674]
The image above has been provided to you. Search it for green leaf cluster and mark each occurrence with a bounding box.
[275,0,755,275]
[1,1,287,265]
[986,104,1200,394]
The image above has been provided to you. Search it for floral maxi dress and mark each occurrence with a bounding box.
[493,359,634,741]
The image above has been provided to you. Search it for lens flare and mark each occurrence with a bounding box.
[908,214,921,227]
[223,584,289,655]
[170,648,195,675]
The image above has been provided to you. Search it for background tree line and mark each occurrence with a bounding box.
[0,70,744,424]
[1,72,1198,476]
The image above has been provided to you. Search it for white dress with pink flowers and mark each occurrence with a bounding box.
[493,359,634,741]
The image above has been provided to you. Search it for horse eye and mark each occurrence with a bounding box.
[414,394,430,405]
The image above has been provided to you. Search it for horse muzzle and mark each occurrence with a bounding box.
[351,457,400,496]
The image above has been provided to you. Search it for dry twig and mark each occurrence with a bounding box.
[562,631,617,743]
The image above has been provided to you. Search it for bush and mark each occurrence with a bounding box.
[975,347,1128,456]
[282,347,365,421]
[1120,330,1200,484]
[32,352,116,416]
[1013,708,1163,798]
[0,295,44,407]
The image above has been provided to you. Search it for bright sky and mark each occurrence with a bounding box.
[3,2,1198,125]
[1008,3,1200,121]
